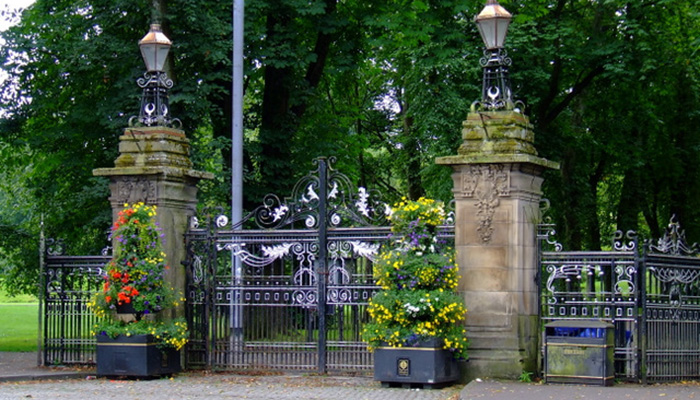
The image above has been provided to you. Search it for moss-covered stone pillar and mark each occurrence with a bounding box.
[93,126,213,318]
[437,110,558,381]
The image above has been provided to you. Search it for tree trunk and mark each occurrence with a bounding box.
[256,0,337,197]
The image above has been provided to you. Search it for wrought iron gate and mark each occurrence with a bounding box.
[41,239,110,365]
[184,158,453,373]
[643,224,700,382]
[539,217,700,383]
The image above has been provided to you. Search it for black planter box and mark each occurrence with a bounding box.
[96,334,181,378]
[544,320,615,386]
[374,341,460,387]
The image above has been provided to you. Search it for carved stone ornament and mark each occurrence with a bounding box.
[460,165,510,243]
[115,177,158,205]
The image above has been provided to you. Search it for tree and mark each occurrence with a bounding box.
[1,0,699,295]
[509,0,700,248]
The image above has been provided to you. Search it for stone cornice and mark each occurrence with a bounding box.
[93,166,214,181]
[436,153,560,170]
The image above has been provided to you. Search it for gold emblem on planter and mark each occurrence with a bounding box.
[397,358,410,376]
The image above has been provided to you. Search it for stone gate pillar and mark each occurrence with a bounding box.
[437,110,558,381]
[93,126,213,318]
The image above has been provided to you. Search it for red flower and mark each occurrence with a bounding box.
[117,290,132,304]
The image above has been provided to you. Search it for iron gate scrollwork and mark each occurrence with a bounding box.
[643,217,700,383]
[538,221,641,380]
[539,215,700,383]
[184,157,453,373]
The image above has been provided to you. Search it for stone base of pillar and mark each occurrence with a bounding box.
[461,314,539,381]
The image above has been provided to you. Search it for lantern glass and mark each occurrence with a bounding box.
[139,24,172,72]
[475,1,512,50]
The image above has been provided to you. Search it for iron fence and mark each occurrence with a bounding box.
[42,239,110,366]
[184,225,388,372]
[539,217,700,383]
[183,157,454,373]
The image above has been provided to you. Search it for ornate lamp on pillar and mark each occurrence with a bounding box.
[474,0,513,110]
[436,0,559,381]
[94,24,212,320]
[131,24,180,128]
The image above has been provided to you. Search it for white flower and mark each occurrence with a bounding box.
[403,303,420,315]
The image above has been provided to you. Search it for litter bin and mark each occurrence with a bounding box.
[544,320,614,386]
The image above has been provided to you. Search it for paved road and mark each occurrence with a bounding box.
[3,353,700,400]
[462,379,700,399]
[0,372,461,400]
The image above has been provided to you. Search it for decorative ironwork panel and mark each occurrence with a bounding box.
[184,157,454,373]
[539,215,700,383]
[238,158,390,231]
[184,215,394,371]
[643,218,700,383]
[43,240,111,366]
[539,227,640,380]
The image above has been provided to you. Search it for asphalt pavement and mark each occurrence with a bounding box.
[1,352,700,400]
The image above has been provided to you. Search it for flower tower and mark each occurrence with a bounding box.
[90,203,188,377]
[364,198,468,386]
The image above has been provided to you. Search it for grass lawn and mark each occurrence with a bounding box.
[0,303,39,352]
[0,288,39,352]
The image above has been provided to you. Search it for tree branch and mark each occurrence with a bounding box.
[542,64,605,128]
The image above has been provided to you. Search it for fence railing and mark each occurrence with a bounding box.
[539,218,700,383]
[42,241,110,366]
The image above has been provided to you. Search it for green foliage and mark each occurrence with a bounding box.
[519,371,533,383]
[363,198,468,360]
[0,287,37,303]
[1,0,700,296]
[0,143,43,296]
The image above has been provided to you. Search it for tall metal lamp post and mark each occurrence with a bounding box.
[130,24,181,128]
[474,0,513,110]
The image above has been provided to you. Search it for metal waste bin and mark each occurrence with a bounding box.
[544,320,614,386]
